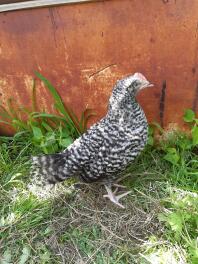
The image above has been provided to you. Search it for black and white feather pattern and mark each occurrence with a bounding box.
[31,73,151,186]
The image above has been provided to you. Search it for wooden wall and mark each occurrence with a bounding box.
[0,0,198,134]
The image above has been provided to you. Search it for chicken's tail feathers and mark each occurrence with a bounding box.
[31,153,69,185]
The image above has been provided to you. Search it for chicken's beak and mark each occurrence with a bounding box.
[140,82,154,90]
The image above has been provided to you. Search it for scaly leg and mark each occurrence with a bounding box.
[112,183,127,189]
[115,173,131,183]
[103,184,131,209]
[112,173,132,189]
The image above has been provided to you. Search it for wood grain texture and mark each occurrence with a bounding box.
[0,0,198,134]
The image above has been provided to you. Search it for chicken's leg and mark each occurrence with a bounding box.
[112,183,127,189]
[103,184,131,208]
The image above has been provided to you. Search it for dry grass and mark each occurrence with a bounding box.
[28,180,163,263]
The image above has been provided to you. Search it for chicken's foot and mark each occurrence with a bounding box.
[103,184,131,208]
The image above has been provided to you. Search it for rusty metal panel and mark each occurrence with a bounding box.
[0,0,33,4]
[0,0,198,135]
[0,0,99,13]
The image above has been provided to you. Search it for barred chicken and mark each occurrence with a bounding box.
[32,73,153,208]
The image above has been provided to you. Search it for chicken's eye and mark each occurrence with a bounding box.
[128,80,138,92]
[132,80,139,88]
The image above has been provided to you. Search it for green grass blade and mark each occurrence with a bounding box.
[54,102,79,132]
[65,107,81,133]
[80,108,96,132]
[7,98,19,119]
[0,120,12,125]
[31,78,37,112]
[12,119,29,131]
[19,106,31,115]
[0,104,12,120]
[35,72,67,116]
[41,121,53,132]
[32,112,65,120]
[35,72,80,134]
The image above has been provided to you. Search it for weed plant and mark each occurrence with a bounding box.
[0,72,95,154]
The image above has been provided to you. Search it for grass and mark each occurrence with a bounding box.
[0,129,197,264]
[0,77,197,264]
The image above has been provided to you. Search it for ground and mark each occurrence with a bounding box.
[0,132,197,264]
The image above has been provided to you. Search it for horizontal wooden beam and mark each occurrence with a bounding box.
[0,0,99,12]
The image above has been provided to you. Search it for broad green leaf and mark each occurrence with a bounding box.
[41,133,56,147]
[41,141,55,148]
[60,137,73,148]
[167,148,177,153]
[183,109,195,122]
[163,148,180,165]
[169,213,183,232]
[32,126,43,141]
[178,137,192,150]
[59,125,70,138]
[148,126,154,135]
[147,136,154,146]
[166,212,183,236]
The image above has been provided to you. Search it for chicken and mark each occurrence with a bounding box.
[31,73,153,208]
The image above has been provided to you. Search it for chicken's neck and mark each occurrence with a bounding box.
[107,96,147,125]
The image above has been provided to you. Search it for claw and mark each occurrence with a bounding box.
[116,191,132,200]
[103,184,131,208]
